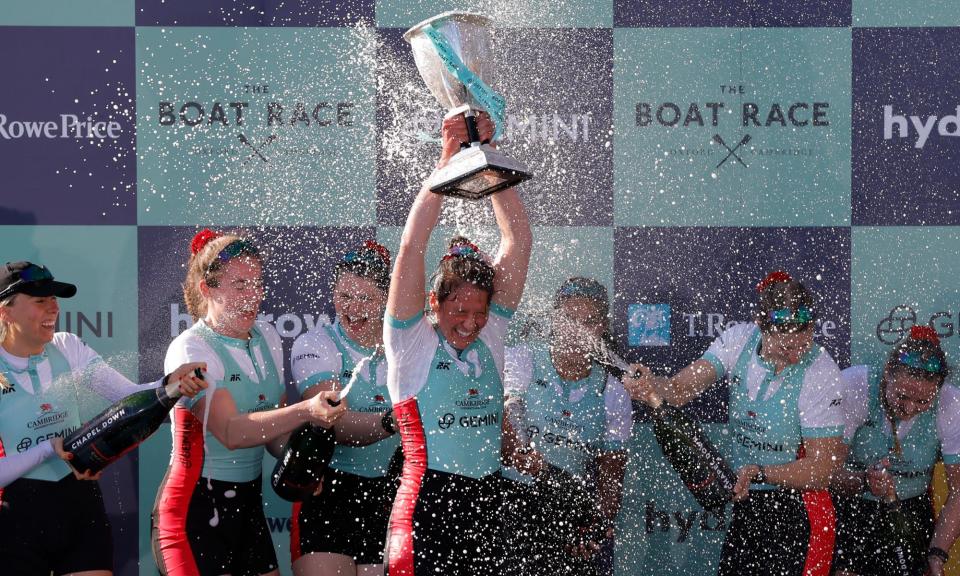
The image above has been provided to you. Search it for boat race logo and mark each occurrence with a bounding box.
[633,86,832,172]
[154,91,361,164]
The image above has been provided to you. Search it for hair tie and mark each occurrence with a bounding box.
[756,270,792,293]
[190,229,221,256]
[363,240,391,268]
[909,325,941,347]
[442,241,485,263]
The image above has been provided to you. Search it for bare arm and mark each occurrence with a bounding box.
[623,359,719,408]
[489,188,532,311]
[928,464,960,575]
[302,383,393,447]
[192,388,344,451]
[386,114,473,322]
[733,436,844,499]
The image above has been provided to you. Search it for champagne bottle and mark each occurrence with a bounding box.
[64,369,201,474]
[271,423,337,502]
[876,465,915,575]
[590,339,736,512]
[272,354,374,502]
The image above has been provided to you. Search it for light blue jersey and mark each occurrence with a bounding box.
[702,323,844,489]
[841,365,960,500]
[502,343,632,483]
[385,305,514,480]
[165,320,284,483]
[291,322,398,478]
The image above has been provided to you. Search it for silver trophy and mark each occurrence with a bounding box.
[404,12,532,199]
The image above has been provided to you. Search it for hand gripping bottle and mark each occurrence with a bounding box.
[65,368,203,474]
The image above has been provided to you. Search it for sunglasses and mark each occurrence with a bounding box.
[0,264,55,300]
[343,249,388,271]
[898,350,942,374]
[205,240,259,275]
[767,307,814,326]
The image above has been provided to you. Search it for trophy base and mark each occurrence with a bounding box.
[428,144,532,200]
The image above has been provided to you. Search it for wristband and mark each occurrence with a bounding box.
[751,465,767,485]
[928,547,949,563]
[381,408,397,435]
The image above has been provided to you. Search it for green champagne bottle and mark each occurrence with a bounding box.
[65,370,200,474]
[591,340,736,512]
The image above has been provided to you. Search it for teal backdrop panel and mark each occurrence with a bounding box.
[136,27,377,226]
[614,27,851,227]
[853,1,960,27]
[0,0,134,26]
[375,0,613,28]
[851,226,960,384]
[616,422,728,576]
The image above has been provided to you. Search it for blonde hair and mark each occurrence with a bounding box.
[0,294,17,390]
[182,234,261,321]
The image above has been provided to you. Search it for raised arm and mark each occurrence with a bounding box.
[386,115,469,321]
[489,187,532,311]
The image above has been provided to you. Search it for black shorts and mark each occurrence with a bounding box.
[501,467,603,576]
[153,476,278,576]
[718,489,819,576]
[833,493,934,576]
[293,467,397,565]
[386,468,503,576]
[0,475,113,576]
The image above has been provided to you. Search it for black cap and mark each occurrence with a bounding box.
[0,261,77,301]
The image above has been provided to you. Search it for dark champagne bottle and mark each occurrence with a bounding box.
[876,468,916,576]
[591,339,736,512]
[271,423,336,502]
[65,370,199,474]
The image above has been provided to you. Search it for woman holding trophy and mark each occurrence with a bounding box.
[382,105,532,574]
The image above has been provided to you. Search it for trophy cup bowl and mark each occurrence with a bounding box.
[404,11,533,200]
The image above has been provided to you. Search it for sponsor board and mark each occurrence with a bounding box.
[136,27,376,225]
[614,27,851,226]
[0,27,135,224]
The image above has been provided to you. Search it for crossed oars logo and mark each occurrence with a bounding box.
[712,133,751,169]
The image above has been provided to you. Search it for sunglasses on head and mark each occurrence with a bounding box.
[898,350,942,374]
[343,249,388,271]
[767,307,813,326]
[205,240,259,275]
[0,265,55,300]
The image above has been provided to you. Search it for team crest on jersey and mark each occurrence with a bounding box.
[374,394,386,403]
[562,409,572,418]
[250,393,273,413]
[27,402,69,430]
[456,387,491,410]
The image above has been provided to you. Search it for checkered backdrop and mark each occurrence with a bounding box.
[2,1,960,574]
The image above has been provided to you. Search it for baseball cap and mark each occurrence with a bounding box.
[0,261,77,301]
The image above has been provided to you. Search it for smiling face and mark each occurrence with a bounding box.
[883,367,940,421]
[759,325,814,367]
[202,257,264,339]
[430,283,490,350]
[0,294,59,356]
[333,271,386,347]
